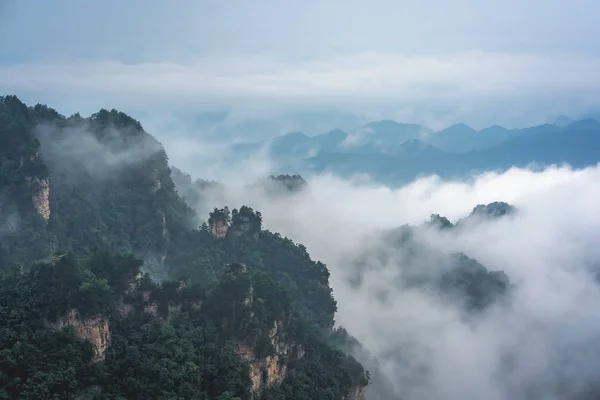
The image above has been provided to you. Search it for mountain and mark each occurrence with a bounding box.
[312,128,347,150]
[5,95,600,399]
[230,120,435,165]
[567,118,600,131]
[428,123,478,152]
[347,205,513,311]
[553,115,574,127]
[359,120,432,147]
[228,117,600,176]
[303,119,600,185]
[428,123,523,153]
[172,109,363,143]
[0,95,369,400]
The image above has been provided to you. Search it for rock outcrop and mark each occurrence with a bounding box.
[30,177,50,221]
[150,169,162,193]
[210,219,229,239]
[49,309,111,361]
[346,385,367,400]
[236,321,298,396]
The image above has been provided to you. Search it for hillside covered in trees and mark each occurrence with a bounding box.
[0,95,368,400]
[0,95,527,400]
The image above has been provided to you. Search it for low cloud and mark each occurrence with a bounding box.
[340,127,374,149]
[181,162,600,400]
[36,121,164,179]
[4,51,600,129]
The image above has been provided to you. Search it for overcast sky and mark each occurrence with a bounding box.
[1,0,600,131]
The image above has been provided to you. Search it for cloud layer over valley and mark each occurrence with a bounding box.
[182,163,600,399]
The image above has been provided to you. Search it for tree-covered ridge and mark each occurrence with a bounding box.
[174,206,336,331]
[0,96,54,265]
[254,175,308,196]
[347,202,514,313]
[0,95,368,399]
[0,95,196,273]
[0,251,368,400]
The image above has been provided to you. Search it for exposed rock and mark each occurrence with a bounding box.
[236,320,302,396]
[128,272,143,293]
[210,220,229,239]
[49,309,110,361]
[31,177,50,221]
[346,385,367,400]
[158,210,170,267]
[150,169,162,193]
[237,342,288,395]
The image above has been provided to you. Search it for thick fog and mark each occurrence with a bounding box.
[180,162,600,400]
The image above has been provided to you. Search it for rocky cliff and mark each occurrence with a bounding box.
[30,177,50,221]
[346,385,367,400]
[236,320,303,396]
[49,309,111,361]
[0,96,369,400]
[210,219,229,238]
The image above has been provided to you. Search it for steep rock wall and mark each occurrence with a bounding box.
[210,220,229,238]
[236,321,301,396]
[346,385,367,400]
[29,177,50,221]
[49,309,111,361]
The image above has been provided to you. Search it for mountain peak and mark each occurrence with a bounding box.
[271,131,311,146]
[321,128,346,137]
[439,123,476,134]
[566,118,600,131]
[553,115,574,127]
[280,131,309,139]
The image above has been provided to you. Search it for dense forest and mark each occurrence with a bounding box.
[0,95,368,400]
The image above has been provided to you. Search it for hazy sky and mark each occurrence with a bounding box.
[1,0,600,131]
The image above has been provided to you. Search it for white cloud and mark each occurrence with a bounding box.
[182,163,600,399]
[4,52,600,100]
[3,51,600,129]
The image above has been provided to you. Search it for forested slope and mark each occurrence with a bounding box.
[0,95,368,400]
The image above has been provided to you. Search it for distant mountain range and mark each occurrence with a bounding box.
[229,117,600,185]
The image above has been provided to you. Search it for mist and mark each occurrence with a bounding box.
[36,121,164,180]
[175,159,600,400]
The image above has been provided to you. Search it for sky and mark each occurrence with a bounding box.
[1,0,600,133]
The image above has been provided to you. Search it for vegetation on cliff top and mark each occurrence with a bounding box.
[0,96,368,400]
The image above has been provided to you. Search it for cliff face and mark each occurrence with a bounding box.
[346,385,367,400]
[49,309,111,361]
[31,177,50,221]
[236,321,299,395]
[150,168,162,193]
[210,220,229,238]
